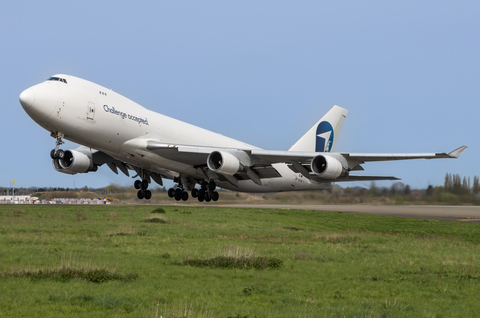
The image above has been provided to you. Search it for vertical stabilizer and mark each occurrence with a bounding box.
[289,105,348,152]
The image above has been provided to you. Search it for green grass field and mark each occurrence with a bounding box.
[1,205,480,317]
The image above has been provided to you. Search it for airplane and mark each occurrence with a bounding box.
[19,74,467,202]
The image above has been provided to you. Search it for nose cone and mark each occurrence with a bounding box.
[19,88,35,109]
[19,82,59,123]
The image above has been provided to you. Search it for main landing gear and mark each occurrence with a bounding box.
[134,169,152,200]
[194,181,219,203]
[167,177,189,201]
[167,180,219,202]
[134,179,152,200]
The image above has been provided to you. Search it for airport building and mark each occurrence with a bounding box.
[0,195,36,204]
[0,196,111,205]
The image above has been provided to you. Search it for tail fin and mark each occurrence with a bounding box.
[289,105,348,152]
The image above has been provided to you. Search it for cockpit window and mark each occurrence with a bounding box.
[47,77,68,84]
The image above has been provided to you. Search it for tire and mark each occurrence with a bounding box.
[191,188,199,198]
[174,188,182,201]
[50,149,56,159]
[205,192,211,202]
[182,191,189,201]
[134,180,142,189]
[57,149,65,159]
[141,180,149,190]
[198,190,205,201]
[208,181,216,192]
[212,191,219,201]
[168,188,175,198]
[137,190,145,200]
[144,190,152,200]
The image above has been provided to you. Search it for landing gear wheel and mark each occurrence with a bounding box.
[174,189,183,201]
[211,191,219,201]
[198,189,205,202]
[137,190,145,200]
[182,191,189,201]
[204,192,211,202]
[141,180,149,190]
[144,190,152,200]
[168,188,175,198]
[208,181,216,192]
[50,149,64,160]
[191,188,199,198]
[134,180,142,190]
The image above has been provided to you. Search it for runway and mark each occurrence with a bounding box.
[213,204,480,223]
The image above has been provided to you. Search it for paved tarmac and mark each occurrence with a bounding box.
[212,204,480,223]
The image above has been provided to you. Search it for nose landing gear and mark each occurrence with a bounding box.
[50,132,65,159]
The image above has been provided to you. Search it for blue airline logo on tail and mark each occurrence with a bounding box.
[315,121,334,152]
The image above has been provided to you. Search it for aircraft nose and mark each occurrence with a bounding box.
[19,88,35,108]
[19,83,59,122]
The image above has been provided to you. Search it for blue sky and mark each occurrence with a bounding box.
[1,1,478,190]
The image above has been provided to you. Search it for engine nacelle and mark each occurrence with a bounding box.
[310,154,347,179]
[52,150,97,175]
[207,151,241,176]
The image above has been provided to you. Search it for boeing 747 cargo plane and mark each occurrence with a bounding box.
[19,75,466,202]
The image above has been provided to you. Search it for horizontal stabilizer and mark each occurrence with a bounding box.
[311,175,400,183]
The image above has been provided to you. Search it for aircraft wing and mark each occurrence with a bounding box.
[342,145,468,162]
[248,145,467,164]
[249,146,466,179]
[146,140,466,184]
[146,141,283,185]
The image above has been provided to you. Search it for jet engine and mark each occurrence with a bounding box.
[52,150,97,175]
[207,151,241,175]
[310,154,348,179]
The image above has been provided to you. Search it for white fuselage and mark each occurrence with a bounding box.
[20,75,332,192]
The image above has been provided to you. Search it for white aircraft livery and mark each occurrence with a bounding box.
[19,75,467,202]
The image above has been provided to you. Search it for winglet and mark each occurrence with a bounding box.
[447,146,467,158]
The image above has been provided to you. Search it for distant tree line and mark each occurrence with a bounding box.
[337,173,479,205]
[444,173,480,195]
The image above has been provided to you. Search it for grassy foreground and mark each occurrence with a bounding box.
[1,205,480,317]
